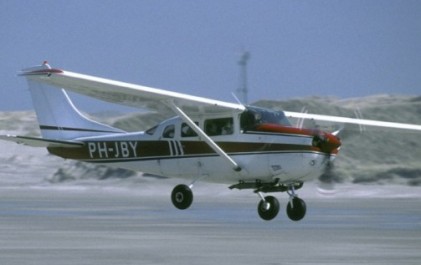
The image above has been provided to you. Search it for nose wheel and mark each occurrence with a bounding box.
[285,185,307,221]
[286,196,307,221]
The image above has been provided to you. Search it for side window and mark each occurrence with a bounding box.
[181,123,198,137]
[205,118,233,136]
[162,125,175,138]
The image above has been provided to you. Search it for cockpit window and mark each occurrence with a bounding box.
[240,106,291,131]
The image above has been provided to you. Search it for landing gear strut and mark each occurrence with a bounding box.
[171,184,193,210]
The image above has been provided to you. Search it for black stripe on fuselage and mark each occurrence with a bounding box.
[47,140,326,162]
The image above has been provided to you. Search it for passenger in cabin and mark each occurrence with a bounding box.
[181,123,197,137]
[205,118,233,136]
[206,122,219,136]
[240,110,258,132]
[240,107,291,133]
[221,120,233,135]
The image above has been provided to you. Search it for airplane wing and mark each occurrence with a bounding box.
[20,63,421,134]
[19,64,245,116]
[284,111,421,132]
[0,135,84,148]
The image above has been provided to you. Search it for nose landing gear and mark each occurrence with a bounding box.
[286,196,307,221]
[286,185,307,221]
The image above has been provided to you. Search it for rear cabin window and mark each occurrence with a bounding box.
[204,118,233,136]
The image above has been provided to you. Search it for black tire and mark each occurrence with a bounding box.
[257,196,280,221]
[286,197,306,221]
[171,184,193,210]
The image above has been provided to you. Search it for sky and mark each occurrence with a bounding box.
[1,0,420,112]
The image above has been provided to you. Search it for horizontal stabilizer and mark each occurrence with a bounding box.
[0,135,84,148]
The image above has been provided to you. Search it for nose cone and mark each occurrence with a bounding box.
[313,132,342,155]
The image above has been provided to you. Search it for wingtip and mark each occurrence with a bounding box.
[19,62,63,77]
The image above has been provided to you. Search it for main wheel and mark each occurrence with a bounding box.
[257,196,280,221]
[286,197,306,221]
[171,184,193,210]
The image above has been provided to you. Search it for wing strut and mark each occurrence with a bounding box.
[169,102,242,172]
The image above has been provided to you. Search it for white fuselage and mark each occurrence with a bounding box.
[48,114,337,186]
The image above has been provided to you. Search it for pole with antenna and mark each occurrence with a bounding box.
[236,51,250,105]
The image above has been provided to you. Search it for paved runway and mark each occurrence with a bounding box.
[0,185,420,265]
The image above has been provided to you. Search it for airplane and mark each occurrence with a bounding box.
[2,61,421,221]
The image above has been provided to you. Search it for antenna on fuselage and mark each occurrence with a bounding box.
[236,51,250,105]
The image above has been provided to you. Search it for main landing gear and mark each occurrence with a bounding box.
[171,184,193,210]
[257,194,280,221]
[230,180,307,221]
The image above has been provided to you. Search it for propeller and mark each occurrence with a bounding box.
[291,106,350,195]
[316,108,367,194]
[295,107,344,195]
[317,159,337,195]
[315,125,344,195]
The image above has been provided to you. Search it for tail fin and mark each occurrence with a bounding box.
[22,63,125,140]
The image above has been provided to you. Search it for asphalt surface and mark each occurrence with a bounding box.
[0,186,420,265]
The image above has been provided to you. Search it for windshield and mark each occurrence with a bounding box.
[240,106,291,131]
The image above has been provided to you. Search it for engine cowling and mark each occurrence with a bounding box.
[312,132,341,155]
